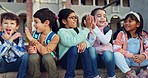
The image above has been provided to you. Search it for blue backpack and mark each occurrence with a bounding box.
[33,31,57,59]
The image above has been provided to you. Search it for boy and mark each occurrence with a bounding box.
[0,12,28,78]
[25,8,59,78]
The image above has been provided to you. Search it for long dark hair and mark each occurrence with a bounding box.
[33,8,59,33]
[124,12,143,38]
[58,8,75,28]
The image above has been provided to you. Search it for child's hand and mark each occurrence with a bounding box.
[85,15,95,30]
[2,31,11,40]
[28,46,37,54]
[133,54,146,66]
[77,42,87,53]
[25,27,34,41]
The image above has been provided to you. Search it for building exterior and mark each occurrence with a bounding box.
[0,0,147,37]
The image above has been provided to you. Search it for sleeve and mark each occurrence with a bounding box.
[113,32,134,58]
[11,37,26,57]
[93,26,112,44]
[58,28,90,47]
[87,32,96,46]
[142,33,148,60]
[0,40,11,56]
[30,34,60,54]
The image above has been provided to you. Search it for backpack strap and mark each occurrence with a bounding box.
[45,31,55,45]
[33,31,40,40]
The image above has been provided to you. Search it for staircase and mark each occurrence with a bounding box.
[0,66,145,78]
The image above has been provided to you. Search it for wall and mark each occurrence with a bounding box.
[130,0,148,32]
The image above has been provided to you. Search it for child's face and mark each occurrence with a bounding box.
[33,18,45,33]
[64,12,77,28]
[94,10,107,27]
[2,19,19,35]
[123,17,140,32]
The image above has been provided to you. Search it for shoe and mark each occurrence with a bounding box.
[138,69,148,78]
[108,75,116,78]
[126,70,139,78]
[107,75,116,78]
[94,75,101,78]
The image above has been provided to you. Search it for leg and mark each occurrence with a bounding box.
[88,47,99,77]
[42,53,58,78]
[28,53,41,78]
[17,53,29,78]
[102,51,116,77]
[65,46,79,78]
[81,48,94,78]
[114,52,131,73]
[0,56,7,72]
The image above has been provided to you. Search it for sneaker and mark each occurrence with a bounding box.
[94,75,101,78]
[108,75,116,78]
[138,69,148,78]
[126,70,139,78]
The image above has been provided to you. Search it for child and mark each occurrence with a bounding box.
[85,8,116,78]
[57,8,94,78]
[113,11,148,78]
[0,12,28,78]
[25,8,59,78]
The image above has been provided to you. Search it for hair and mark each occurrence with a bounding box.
[81,15,87,27]
[124,12,143,38]
[1,12,20,26]
[58,8,75,28]
[33,8,58,33]
[91,8,106,16]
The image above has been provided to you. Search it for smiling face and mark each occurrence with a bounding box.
[123,17,140,33]
[33,18,46,33]
[63,12,77,28]
[2,19,19,35]
[94,10,107,27]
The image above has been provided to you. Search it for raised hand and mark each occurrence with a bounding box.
[25,27,34,41]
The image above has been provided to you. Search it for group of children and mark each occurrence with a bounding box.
[0,7,148,78]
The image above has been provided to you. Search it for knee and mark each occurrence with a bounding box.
[21,53,29,60]
[103,51,114,62]
[68,46,78,56]
[114,52,123,59]
[42,54,53,63]
[88,47,97,59]
[28,53,40,63]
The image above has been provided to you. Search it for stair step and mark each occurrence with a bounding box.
[0,66,145,78]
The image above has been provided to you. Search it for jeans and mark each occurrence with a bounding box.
[0,53,28,78]
[114,52,148,73]
[59,46,93,78]
[88,47,99,77]
[89,48,116,77]
[28,53,59,78]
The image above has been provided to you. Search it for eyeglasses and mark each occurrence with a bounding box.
[68,16,78,20]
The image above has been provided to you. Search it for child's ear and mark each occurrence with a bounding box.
[44,20,50,26]
[62,19,67,25]
[137,22,140,27]
[16,25,19,29]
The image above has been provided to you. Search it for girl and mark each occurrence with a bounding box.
[57,8,94,78]
[85,8,116,78]
[25,8,59,78]
[113,11,148,78]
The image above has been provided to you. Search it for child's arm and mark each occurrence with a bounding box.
[10,37,27,57]
[93,26,112,44]
[30,34,59,55]
[58,28,90,47]
[113,32,134,58]
[87,32,96,46]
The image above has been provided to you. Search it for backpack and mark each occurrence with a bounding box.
[33,31,57,59]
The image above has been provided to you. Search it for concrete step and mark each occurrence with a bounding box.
[0,66,145,78]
